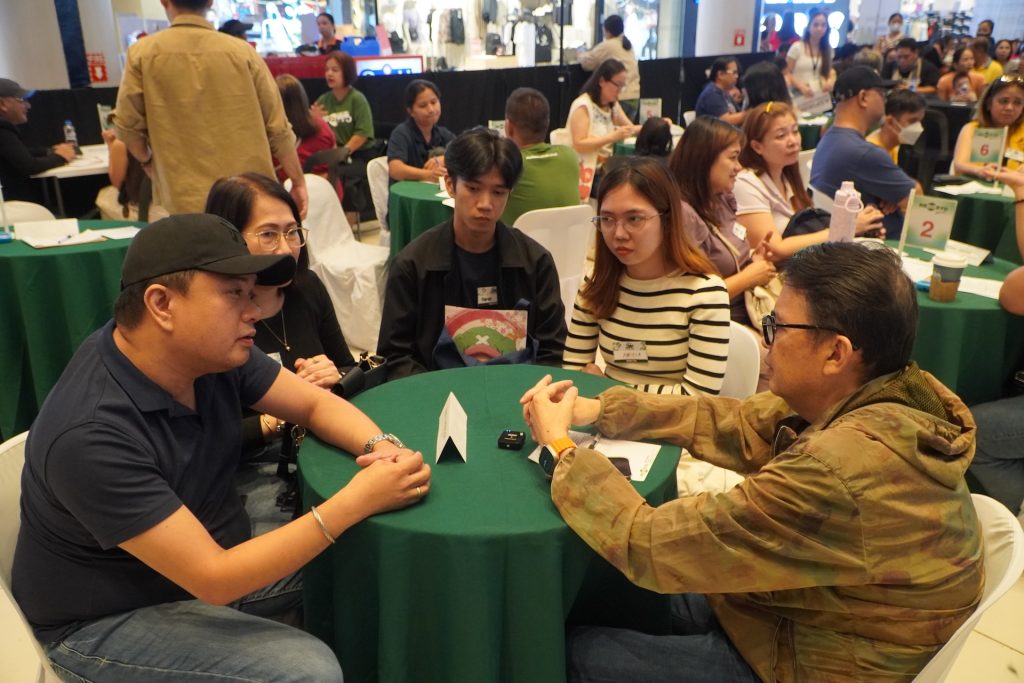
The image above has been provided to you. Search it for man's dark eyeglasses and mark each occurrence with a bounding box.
[760,312,859,349]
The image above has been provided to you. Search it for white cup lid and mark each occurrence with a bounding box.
[931,252,968,269]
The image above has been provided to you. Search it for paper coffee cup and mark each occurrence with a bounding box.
[929,252,968,302]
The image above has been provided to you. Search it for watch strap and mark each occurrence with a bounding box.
[363,432,405,454]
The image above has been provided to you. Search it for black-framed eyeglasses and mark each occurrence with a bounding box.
[760,312,859,349]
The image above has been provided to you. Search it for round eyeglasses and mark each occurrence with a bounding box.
[247,228,308,250]
[590,213,663,233]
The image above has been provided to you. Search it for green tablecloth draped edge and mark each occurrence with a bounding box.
[388,180,453,258]
[299,365,679,683]
[0,221,141,440]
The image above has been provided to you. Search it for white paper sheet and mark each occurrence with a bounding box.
[900,256,934,283]
[84,226,141,240]
[958,276,1003,299]
[921,239,990,267]
[527,430,660,482]
[933,181,1014,197]
[15,219,104,248]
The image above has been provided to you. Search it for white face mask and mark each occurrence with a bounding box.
[890,22,903,33]
[897,120,924,145]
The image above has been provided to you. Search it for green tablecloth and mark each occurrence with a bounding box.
[388,180,453,257]
[798,122,823,150]
[299,365,680,683]
[935,188,1021,265]
[902,244,1024,404]
[0,220,142,439]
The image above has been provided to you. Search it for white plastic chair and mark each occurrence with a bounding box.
[3,201,55,226]
[683,110,697,127]
[810,185,835,212]
[302,174,389,355]
[549,127,572,147]
[0,431,61,683]
[513,204,595,326]
[913,494,1024,681]
[719,321,761,399]
[798,149,814,194]
[366,156,391,247]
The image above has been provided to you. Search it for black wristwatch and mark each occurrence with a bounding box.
[540,437,576,478]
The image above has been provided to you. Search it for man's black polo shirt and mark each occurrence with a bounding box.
[12,320,280,642]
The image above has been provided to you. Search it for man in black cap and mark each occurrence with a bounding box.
[0,78,76,203]
[218,18,253,40]
[811,65,921,241]
[13,214,430,682]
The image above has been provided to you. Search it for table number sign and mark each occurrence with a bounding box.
[639,98,662,119]
[436,392,468,463]
[897,190,958,253]
[969,126,1007,166]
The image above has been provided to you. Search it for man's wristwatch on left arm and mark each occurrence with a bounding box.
[363,433,405,454]
[539,436,576,478]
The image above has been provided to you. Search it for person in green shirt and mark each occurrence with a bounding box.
[501,87,581,225]
[311,50,376,225]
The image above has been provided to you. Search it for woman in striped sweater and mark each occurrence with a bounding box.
[563,158,731,395]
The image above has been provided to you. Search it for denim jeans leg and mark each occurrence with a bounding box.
[45,599,342,683]
[969,395,1024,514]
[567,593,759,683]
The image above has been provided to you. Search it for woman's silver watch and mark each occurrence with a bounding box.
[363,433,405,454]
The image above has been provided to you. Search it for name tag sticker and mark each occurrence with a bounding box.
[613,341,648,362]
[267,352,283,366]
[1005,148,1024,163]
[477,286,498,306]
[732,223,747,241]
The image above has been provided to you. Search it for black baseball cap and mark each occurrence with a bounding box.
[833,66,897,101]
[0,78,34,100]
[121,214,295,289]
[219,19,253,38]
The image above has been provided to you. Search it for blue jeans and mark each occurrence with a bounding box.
[969,394,1024,515]
[45,574,342,683]
[568,593,759,683]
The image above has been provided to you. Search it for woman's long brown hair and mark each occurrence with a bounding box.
[739,101,812,211]
[581,157,716,320]
[667,116,743,229]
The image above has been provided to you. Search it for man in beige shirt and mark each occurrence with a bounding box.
[115,0,307,216]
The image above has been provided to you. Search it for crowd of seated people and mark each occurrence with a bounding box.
[10,5,1024,682]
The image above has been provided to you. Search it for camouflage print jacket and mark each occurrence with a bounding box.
[551,364,983,682]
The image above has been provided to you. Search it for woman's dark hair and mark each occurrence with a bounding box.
[634,117,672,157]
[743,61,792,108]
[995,39,1013,62]
[952,46,975,71]
[325,50,357,88]
[782,242,918,380]
[318,12,335,26]
[667,116,744,229]
[803,7,833,78]
[276,74,318,140]
[205,173,308,272]
[887,12,903,24]
[444,127,523,189]
[603,14,631,51]
[976,78,1024,129]
[581,59,626,107]
[404,79,441,110]
[583,158,715,319]
[739,102,811,212]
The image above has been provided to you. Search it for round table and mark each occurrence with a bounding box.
[387,180,453,257]
[935,187,1020,265]
[901,244,1024,405]
[0,220,141,439]
[799,121,824,150]
[299,365,680,683]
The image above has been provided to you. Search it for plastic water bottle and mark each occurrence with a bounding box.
[828,181,862,243]
[63,120,80,155]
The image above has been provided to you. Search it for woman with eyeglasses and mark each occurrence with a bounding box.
[206,173,355,448]
[734,102,884,260]
[562,157,730,396]
[786,7,835,97]
[953,74,1024,180]
[567,59,640,197]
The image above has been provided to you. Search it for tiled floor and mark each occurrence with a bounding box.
[349,216,1024,681]
[946,571,1024,681]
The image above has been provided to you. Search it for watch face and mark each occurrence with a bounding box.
[540,446,556,477]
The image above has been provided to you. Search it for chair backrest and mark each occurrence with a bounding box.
[3,201,56,226]
[809,185,835,212]
[367,156,390,231]
[719,321,761,399]
[549,127,572,147]
[683,110,697,127]
[513,204,595,325]
[913,493,1024,682]
[798,149,815,193]
[0,431,61,683]
[304,173,355,263]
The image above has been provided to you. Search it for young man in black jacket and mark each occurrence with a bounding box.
[0,78,75,203]
[378,128,567,378]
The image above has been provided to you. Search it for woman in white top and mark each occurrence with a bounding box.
[734,102,883,260]
[578,15,641,122]
[786,8,836,97]
[567,59,640,197]
[563,157,730,396]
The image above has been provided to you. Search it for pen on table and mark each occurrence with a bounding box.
[55,234,76,244]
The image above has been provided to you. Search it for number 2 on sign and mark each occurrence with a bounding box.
[920,220,934,238]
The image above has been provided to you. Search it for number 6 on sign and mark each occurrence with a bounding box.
[897,190,958,253]
[970,126,1007,166]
